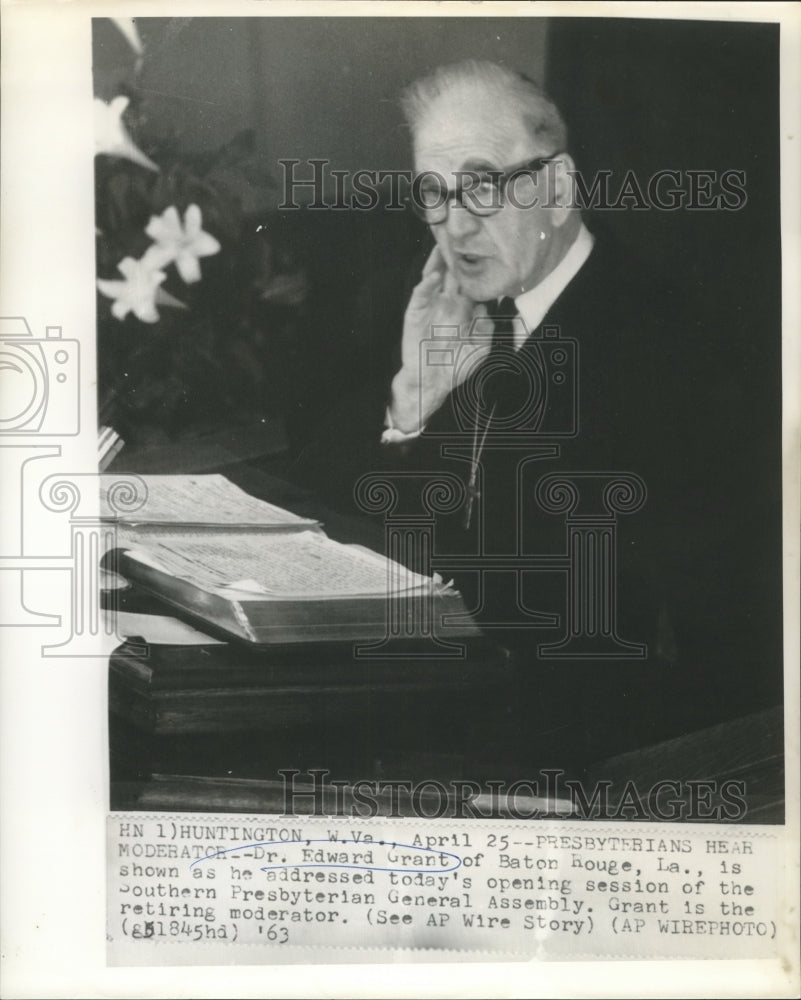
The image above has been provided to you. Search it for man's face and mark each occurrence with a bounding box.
[413,87,559,303]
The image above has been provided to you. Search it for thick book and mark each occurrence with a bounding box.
[101,474,479,646]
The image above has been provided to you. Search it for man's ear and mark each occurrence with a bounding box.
[548,152,577,228]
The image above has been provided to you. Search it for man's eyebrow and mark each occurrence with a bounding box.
[460,158,502,172]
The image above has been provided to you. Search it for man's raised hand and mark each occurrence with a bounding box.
[388,246,489,434]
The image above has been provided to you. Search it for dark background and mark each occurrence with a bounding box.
[548,17,784,718]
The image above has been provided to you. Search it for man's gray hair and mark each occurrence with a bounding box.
[401,60,567,154]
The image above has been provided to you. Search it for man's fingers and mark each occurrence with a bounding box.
[421,244,445,277]
[419,268,443,289]
[441,266,462,299]
[408,268,443,306]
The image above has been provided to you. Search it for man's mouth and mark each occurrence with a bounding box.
[455,251,488,269]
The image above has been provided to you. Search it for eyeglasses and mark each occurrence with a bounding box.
[409,153,563,224]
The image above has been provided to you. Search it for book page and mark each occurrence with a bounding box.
[123,528,433,598]
[99,473,316,528]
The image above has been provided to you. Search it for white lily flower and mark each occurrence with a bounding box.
[143,204,221,283]
[97,256,166,323]
[94,96,158,172]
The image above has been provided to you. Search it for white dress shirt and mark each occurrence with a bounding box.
[512,221,594,349]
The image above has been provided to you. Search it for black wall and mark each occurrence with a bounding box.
[547,18,783,707]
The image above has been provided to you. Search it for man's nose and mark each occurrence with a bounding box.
[444,200,482,240]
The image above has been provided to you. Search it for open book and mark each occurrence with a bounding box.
[101,475,478,646]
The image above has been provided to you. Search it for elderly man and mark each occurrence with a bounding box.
[379,60,670,647]
[386,61,585,442]
[292,60,771,775]
[354,60,680,773]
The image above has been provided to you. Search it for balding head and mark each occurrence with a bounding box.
[401,60,567,159]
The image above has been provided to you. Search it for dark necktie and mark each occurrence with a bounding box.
[481,296,520,412]
[489,296,519,353]
[460,298,520,530]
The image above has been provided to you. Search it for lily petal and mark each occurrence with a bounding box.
[134,300,160,323]
[111,18,144,57]
[94,96,158,172]
[175,252,202,284]
[111,299,130,321]
[191,231,222,258]
[184,203,203,234]
[146,205,182,242]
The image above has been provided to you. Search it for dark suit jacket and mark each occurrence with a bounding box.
[290,230,783,773]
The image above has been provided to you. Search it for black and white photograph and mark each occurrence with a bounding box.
[1,1,799,994]
[93,14,785,820]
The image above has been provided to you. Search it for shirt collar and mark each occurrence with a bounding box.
[513,222,595,349]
